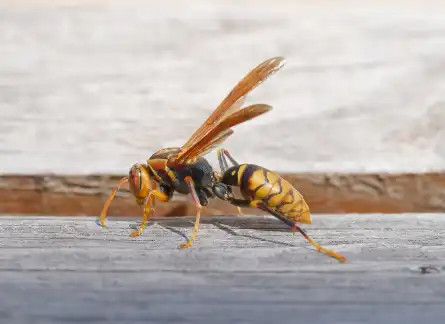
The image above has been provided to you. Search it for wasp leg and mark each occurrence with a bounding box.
[217,148,244,215]
[217,148,230,172]
[179,176,203,249]
[130,189,171,237]
[130,195,154,237]
[99,176,129,228]
[219,148,239,167]
[225,198,346,263]
[217,148,239,172]
[235,208,244,216]
[132,180,158,230]
[255,202,346,263]
[150,180,157,210]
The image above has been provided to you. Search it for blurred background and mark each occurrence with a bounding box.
[1,0,445,217]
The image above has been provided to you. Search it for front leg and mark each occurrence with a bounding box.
[99,176,129,228]
[130,185,173,237]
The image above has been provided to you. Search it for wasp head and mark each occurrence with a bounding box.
[128,163,151,205]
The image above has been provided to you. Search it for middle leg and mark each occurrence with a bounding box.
[179,176,203,249]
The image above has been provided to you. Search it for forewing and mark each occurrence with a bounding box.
[179,57,285,154]
[176,104,272,163]
[183,129,234,163]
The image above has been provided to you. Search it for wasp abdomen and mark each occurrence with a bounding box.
[239,164,311,224]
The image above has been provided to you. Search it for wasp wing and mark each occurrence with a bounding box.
[176,104,272,163]
[185,129,234,161]
[176,57,285,161]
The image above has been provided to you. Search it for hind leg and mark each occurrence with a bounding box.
[217,148,239,172]
[225,197,346,263]
[256,202,346,263]
[217,148,244,215]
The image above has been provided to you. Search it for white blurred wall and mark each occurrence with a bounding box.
[1,0,445,174]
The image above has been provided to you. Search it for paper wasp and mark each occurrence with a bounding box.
[213,148,346,263]
[99,57,285,249]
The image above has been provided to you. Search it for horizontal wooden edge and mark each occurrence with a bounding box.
[0,172,444,217]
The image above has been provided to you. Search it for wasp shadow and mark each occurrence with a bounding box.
[153,215,293,232]
[125,215,301,247]
[209,220,297,247]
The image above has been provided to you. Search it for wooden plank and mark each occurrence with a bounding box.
[0,214,444,324]
[1,172,445,216]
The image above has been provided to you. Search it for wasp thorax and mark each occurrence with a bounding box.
[128,164,150,201]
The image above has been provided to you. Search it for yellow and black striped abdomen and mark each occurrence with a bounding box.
[239,164,312,224]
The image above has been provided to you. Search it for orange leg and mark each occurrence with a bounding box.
[99,177,129,228]
[178,176,203,249]
[289,225,346,263]
[229,199,346,263]
[151,180,157,210]
[130,189,170,237]
[263,203,346,263]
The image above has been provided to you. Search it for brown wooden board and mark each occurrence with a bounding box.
[1,172,445,217]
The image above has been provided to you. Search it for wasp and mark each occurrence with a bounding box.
[99,57,285,249]
[212,148,346,263]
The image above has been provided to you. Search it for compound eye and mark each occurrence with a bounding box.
[129,165,142,194]
[128,164,151,200]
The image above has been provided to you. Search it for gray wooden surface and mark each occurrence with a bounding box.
[0,214,444,323]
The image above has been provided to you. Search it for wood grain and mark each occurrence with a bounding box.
[0,214,444,324]
[1,172,444,216]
